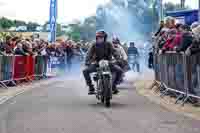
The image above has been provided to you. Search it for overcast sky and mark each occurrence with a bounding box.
[0,0,198,24]
[164,0,198,9]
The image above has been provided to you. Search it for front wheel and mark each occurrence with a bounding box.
[105,98,111,108]
[102,76,112,107]
[101,96,104,103]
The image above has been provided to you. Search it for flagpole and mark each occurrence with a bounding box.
[160,0,163,21]
[199,0,200,22]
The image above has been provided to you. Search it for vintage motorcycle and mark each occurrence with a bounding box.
[92,60,113,107]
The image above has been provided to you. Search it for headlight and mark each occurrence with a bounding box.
[99,60,109,68]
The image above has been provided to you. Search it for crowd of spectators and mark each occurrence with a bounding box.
[0,36,90,57]
[153,17,200,55]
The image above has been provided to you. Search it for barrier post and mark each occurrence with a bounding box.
[197,66,200,92]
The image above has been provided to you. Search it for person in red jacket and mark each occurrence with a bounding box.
[162,24,183,51]
[162,29,177,52]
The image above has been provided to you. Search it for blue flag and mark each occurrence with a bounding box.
[49,0,57,42]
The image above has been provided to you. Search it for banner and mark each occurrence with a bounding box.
[166,10,199,25]
[49,0,57,42]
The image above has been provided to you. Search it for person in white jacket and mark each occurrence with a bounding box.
[112,37,129,72]
[112,37,128,61]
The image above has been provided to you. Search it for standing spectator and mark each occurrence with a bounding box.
[22,41,34,55]
[186,25,200,55]
[40,42,48,56]
[46,43,56,56]
[10,37,19,49]
[148,47,154,69]
[4,36,14,55]
[162,29,178,51]
[128,42,140,72]
[191,22,199,30]
[176,25,193,52]
[0,40,6,55]
[65,41,74,72]
[154,20,164,37]
[14,42,28,56]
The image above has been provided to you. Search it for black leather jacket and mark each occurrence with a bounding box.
[85,41,119,65]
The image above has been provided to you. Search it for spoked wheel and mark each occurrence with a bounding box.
[102,76,112,108]
[101,96,104,103]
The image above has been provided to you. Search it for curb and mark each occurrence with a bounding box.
[0,78,56,105]
[0,89,28,105]
[134,80,200,121]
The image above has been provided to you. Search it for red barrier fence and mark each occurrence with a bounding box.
[13,56,27,80]
[0,55,47,88]
[26,56,35,80]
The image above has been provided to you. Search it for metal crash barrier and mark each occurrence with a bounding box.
[153,52,200,105]
[0,55,48,88]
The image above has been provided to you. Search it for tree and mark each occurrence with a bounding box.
[0,17,14,29]
[13,20,26,27]
[65,16,96,42]
[56,23,65,37]
[66,23,81,42]
[80,16,96,41]
[27,22,40,31]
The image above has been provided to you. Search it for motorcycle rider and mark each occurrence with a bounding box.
[83,30,123,95]
[112,37,129,71]
[128,42,140,72]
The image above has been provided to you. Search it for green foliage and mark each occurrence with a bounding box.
[0,17,14,30]
[0,17,40,31]
[0,32,9,41]
[56,23,66,37]
[66,23,81,42]
[13,20,26,27]
[66,16,96,42]
[27,22,39,31]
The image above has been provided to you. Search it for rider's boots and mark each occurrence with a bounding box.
[112,85,119,95]
[88,85,95,95]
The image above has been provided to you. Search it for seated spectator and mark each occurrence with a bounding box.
[176,25,193,52]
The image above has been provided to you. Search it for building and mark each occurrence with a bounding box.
[16,26,27,32]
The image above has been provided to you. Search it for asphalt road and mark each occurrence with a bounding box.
[0,75,199,133]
